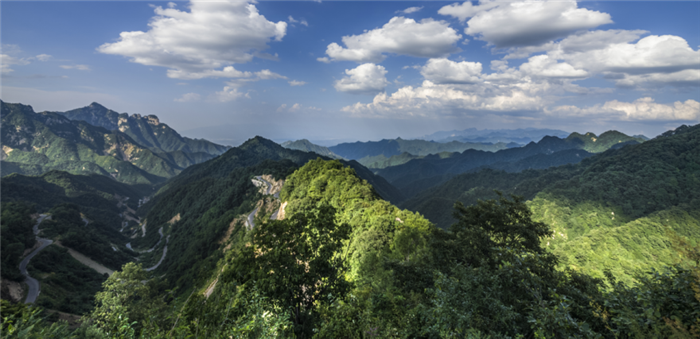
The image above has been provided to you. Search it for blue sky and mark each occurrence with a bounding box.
[2,0,699,146]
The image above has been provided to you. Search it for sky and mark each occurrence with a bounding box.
[2,0,699,146]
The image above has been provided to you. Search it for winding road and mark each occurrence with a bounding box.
[20,214,51,304]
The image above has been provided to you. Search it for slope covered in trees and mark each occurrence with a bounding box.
[1,101,180,184]
[280,139,342,159]
[402,123,700,285]
[18,157,696,338]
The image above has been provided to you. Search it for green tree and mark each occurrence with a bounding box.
[88,263,167,337]
[228,202,351,338]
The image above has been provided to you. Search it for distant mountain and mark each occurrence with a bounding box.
[1,101,182,184]
[566,130,646,153]
[400,123,700,285]
[57,102,230,155]
[420,127,569,144]
[281,139,342,159]
[376,130,642,200]
[328,137,513,162]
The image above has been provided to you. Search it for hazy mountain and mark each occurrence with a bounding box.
[328,137,514,161]
[280,139,342,159]
[1,101,181,184]
[56,102,230,155]
[420,127,569,144]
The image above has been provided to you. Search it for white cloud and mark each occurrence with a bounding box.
[322,17,462,63]
[334,63,389,94]
[277,103,321,113]
[397,6,423,14]
[550,97,700,121]
[174,92,201,102]
[289,80,306,86]
[211,86,250,102]
[317,57,331,63]
[167,66,251,80]
[1,54,30,73]
[519,55,588,78]
[36,54,52,62]
[288,16,309,27]
[289,103,302,112]
[420,58,482,84]
[59,64,91,71]
[456,0,612,48]
[97,0,287,79]
[342,80,545,118]
[276,103,287,112]
[300,20,309,27]
[438,0,500,22]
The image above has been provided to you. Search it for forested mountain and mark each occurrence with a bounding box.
[378,134,606,199]
[280,139,342,159]
[1,101,183,184]
[420,127,570,144]
[56,102,229,155]
[328,137,514,161]
[401,123,700,285]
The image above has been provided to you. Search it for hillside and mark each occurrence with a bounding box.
[328,137,513,161]
[401,123,700,285]
[1,101,184,184]
[281,139,342,159]
[378,134,603,199]
[132,136,403,291]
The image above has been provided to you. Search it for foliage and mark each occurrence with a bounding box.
[88,263,168,336]
[27,245,108,314]
[226,203,351,337]
[1,300,73,339]
[329,137,510,160]
[1,201,36,280]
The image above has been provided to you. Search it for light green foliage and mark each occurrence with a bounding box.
[1,300,73,339]
[566,130,645,153]
[89,263,167,336]
[225,203,350,337]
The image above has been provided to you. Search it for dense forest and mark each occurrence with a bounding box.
[2,119,698,338]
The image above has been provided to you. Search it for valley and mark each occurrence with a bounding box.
[1,101,698,338]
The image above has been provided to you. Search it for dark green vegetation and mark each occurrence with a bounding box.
[6,158,697,338]
[135,136,403,292]
[281,139,342,159]
[402,123,700,286]
[27,245,108,314]
[1,101,227,184]
[379,134,606,199]
[1,201,36,281]
[1,170,149,229]
[39,203,135,270]
[328,137,513,161]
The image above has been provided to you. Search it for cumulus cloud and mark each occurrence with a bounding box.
[277,103,321,113]
[420,58,482,84]
[442,0,612,48]
[438,0,500,22]
[174,92,201,102]
[289,80,306,86]
[550,97,700,121]
[97,0,287,79]
[519,55,588,78]
[342,80,545,118]
[321,17,462,63]
[397,6,423,14]
[59,64,91,71]
[334,63,389,94]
